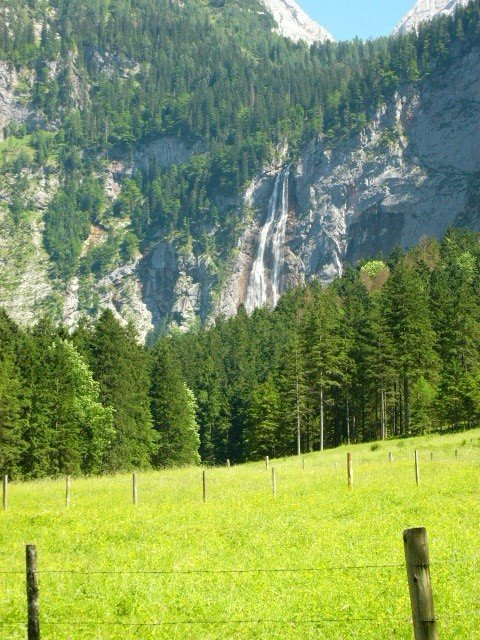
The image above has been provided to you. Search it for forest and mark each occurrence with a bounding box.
[1,0,480,283]
[0,230,479,478]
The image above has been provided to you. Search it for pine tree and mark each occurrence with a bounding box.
[0,356,26,478]
[384,258,439,434]
[150,340,200,467]
[301,287,349,451]
[88,310,156,471]
[244,376,281,460]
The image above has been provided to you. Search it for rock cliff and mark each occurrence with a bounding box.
[393,0,470,34]
[217,43,480,316]
[259,0,333,44]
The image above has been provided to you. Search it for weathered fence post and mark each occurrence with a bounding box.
[403,527,438,640]
[271,467,277,497]
[347,453,353,490]
[132,473,138,506]
[302,457,305,470]
[2,475,7,510]
[389,452,393,463]
[455,449,458,460]
[26,545,40,640]
[65,476,71,508]
[202,470,207,503]
[226,459,230,469]
[265,456,270,471]
[430,452,434,462]
[415,451,420,486]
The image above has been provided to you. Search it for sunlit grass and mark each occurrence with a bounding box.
[1,429,479,639]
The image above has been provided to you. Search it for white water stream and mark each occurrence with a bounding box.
[245,165,291,312]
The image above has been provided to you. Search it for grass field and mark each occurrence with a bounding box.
[1,429,480,639]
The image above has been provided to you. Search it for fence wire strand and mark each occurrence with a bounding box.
[2,556,480,576]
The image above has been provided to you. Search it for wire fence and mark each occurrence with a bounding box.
[1,549,479,635]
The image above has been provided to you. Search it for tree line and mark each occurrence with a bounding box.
[165,230,480,463]
[1,230,479,478]
[0,310,199,478]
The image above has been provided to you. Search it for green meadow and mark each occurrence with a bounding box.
[1,429,480,639]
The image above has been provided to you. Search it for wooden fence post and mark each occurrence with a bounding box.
[271,467,277,497]
[302,457,305,470]
[347,453,353,490]
[226,459,230,469]
[65,476,71,508]
[26,545,40,640]
[132,473,138,506]
[2,475,7,510]
[403,527,438,640]
[389,452,393,463]
[265,456,269,471]
[430,452,434,461]
[455,449,458,459]
[202,470,207,503]
[415,451,420,486]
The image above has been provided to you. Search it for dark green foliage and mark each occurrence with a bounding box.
[43,178,106,279]
[165,232,480,462]
[150,340,200,467]
[0,356,26,477]
[86,310,157,471]
[0,309,202,478]
[0,233,479,476]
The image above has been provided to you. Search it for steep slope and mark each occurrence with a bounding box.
[393,0,470,34]
[0,0,479,337]
[218,42,480,315]
[260,0,333,43]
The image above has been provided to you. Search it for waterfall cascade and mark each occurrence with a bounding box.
[245,165,291,313]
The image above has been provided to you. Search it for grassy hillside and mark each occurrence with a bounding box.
[1,428,480,639]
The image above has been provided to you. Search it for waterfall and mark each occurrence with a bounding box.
[271,164,291,306]
[245,165,291,313]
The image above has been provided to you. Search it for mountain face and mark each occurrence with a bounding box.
[259,0,333,43]
[218,45,480,316]
[0,0,479,340]
[393,0,470,34]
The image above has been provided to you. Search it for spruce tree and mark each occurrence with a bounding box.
[244,376,281,460]
[384,258,439,434]
[150,340,200,467]
[88,310,156,471]
[0,356,26,478]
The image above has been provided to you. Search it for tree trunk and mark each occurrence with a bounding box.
[404,375,410,435]
[320,384,324,451]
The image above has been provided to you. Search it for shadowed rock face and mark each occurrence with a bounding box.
[259,0,333,44]
[393,0,470,35]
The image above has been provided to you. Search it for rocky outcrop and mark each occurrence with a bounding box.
[134,137,205,171]
[393,0,470,34]
[142,242,216,332]
[0,63,30,138]
[259,0,333,44]
[291,44,480,280]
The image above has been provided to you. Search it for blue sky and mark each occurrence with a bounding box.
[298,0,415,41]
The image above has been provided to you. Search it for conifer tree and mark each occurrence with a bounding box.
[150,340,200,467]
[244,376,281,460]
[384,258,439,434]
[0,356,26,478]
[88,310,156,471]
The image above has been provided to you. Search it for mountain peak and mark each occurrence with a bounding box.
[260,0,334,44]
[393,0,470,35]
